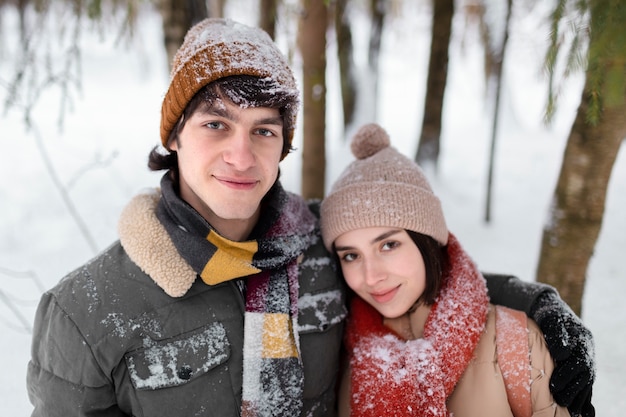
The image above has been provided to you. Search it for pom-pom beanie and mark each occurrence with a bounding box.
[320,123,448,250]
[160,18,299,158]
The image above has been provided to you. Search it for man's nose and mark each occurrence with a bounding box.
[223,131,255,169]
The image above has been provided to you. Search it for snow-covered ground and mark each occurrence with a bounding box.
[1,2,623,415]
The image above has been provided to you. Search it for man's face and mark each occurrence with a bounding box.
[171,99,284,241]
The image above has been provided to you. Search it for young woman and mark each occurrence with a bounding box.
[320,123,575,417]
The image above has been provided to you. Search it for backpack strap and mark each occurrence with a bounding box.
[495,306,532,417]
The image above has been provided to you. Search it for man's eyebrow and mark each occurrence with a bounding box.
[257,116,284,126]
[197,106,283,126]
[198,106,234,120]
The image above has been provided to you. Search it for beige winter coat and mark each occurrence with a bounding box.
[338,305,570,417]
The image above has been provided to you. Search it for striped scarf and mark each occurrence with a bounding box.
[346,234,489,417]
[157,175,317,416]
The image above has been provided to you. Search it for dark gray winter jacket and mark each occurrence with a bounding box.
[27,190,347,417]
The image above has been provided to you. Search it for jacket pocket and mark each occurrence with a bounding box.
[297,288,347,406]
[125,321,231,390]
[298,288,347,334]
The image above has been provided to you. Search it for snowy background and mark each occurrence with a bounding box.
[1,1,624,415]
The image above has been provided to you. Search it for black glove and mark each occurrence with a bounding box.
[530,291,595,417]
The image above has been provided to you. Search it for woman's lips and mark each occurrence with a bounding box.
[370,286,400,304]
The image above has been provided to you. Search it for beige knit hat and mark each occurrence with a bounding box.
[320,123,448,250]
[160,18,299,158]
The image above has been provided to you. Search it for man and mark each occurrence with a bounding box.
[27,18,593,417]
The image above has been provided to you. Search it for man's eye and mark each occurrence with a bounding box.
[206,121,223,129]
[256,128,275,137]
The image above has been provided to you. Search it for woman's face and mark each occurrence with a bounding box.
[334,227,427,319]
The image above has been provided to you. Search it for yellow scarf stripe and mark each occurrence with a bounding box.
[262,313,299,358]
[201,230,260,285]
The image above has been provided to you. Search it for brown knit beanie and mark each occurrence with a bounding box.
[320,123,448,250]
[160,18,299,158]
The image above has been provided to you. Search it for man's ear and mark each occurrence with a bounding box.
[168,114,185,151]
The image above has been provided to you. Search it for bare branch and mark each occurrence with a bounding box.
[66,150,119,190]
[31,124,100,255]
[0,289,32,333]
[0,266,46,293]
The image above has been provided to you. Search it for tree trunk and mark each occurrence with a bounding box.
[158,0,209,69]
[536,79,626,315]
[259,0,278,40]
[414,0,453,170]
[334,0,357,132]
[484,0,512,223]
[368,0,386,119]
[208,0,226,18]
[297,0,327,200]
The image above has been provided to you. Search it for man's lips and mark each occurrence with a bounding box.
[370,286,400,304]
[215,175,258,190]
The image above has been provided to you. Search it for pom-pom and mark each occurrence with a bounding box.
[350,123,391,160]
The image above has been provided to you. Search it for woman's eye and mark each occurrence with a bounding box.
[381,241,399,251]
[339,253,357,263]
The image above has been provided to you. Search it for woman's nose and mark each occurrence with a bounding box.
[363,257,385,286]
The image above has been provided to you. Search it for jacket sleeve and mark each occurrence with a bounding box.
[27,292,128,417]
[527,319,570,417]
[485,275,596,416]
[483,273,555,315]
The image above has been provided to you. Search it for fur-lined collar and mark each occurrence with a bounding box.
[118,189,197,297]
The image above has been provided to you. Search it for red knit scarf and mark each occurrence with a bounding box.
[346,234,489,417]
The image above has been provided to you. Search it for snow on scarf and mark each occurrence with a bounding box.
[345,233,489,417]
[157,175,317,417]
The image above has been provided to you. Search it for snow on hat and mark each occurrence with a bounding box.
[160,18,299,158]
[320,123,448,250]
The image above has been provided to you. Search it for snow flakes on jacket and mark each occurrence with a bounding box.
[27,183,347,417]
